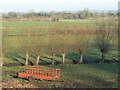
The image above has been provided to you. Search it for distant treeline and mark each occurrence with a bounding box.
[2,8,117,21]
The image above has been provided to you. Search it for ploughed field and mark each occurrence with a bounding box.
[1,19,118,88]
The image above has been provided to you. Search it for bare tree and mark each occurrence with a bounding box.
[49,22,70,64]
[48,35,59,65]
[60,43,66,64]
[25,33,31,65]
[81,8,90,19]
[74,36,90,64]
[74,25,90,64]
[31,30,45,65]
[57,36,70,64]
[47,23,61,65]
[18,28,32,65]
[34,41,43,65]
[95,20,116,63]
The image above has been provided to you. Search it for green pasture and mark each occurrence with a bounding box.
[2,19,118,64]
[2,19,118,88]
[3,34,118,65]
[2,20,96,27]
[2,19,117,36]
[3,63,118,88]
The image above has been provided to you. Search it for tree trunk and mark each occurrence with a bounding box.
[52,54,55,65]
[62,53,66,64]
[79,54,83,64]
[36,55,40,65]
[102,53,105,63]
[0,54,4,67]
[25,53,29,65]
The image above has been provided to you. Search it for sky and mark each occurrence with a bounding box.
[0,0,119,13]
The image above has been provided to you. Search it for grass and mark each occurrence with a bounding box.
[2,20,100,35]
[2,19,119,88]
[2,20,96,27]
[2,63,118,88]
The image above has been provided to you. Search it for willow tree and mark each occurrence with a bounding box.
[59,41,67,64]
[74,36,89,64]
[74,25,90,64]
[95,20,116,63]
[47,22,63,65]
[31,28,46,65]
[57,35,71,64]
[33,37,43,65]
[18,27,32,65]
[49,22,69,64]
[48,35,59,65]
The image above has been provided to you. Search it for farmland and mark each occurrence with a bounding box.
[1,19,119,88]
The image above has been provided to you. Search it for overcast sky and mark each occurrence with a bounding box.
[0,0,119,12]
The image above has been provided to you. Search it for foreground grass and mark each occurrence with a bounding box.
[2,63,118,88]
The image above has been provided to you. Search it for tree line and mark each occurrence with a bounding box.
[2,8,117,21]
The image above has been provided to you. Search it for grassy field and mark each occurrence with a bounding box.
[2,63,118,88]
[3,35,118,64]
[2,20,97,36]
[2,19,119,88]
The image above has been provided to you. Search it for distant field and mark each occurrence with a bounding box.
[2,19,117,35]
[2,20,95,26]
